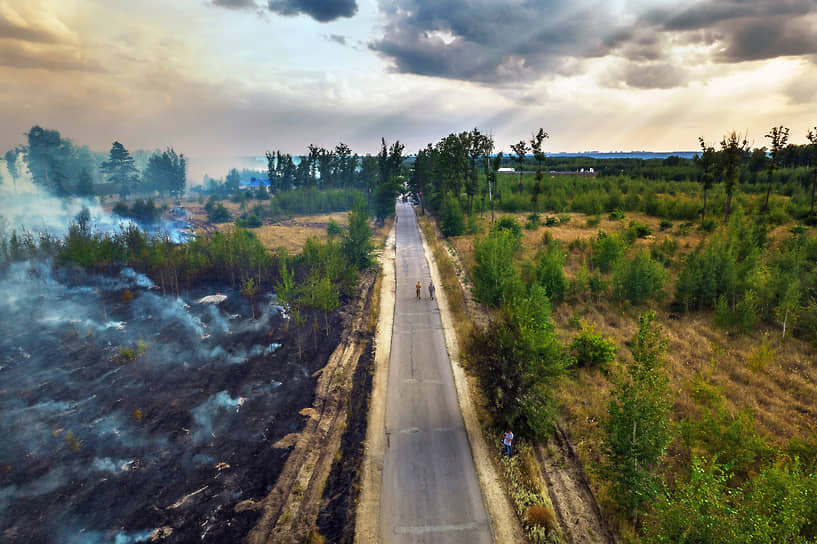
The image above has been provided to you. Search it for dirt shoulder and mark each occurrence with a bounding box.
[354,225,395,544]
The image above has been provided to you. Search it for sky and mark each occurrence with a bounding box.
[1,0,817,181]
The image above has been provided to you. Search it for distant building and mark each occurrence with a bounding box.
[239,176,270,190]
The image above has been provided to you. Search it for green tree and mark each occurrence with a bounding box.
[472,228,521,306]
[697,137,718,224]
[102,141,139,199]
[719,131,748,221]
[241,277,258,320]
[510,139,529,194]
[143,148,186,197]
[534,241,567,303]
[612,249,667,305]
[374,137,404,222]
[529,128,549,215]
[341,200,373,270]
[467,284,567,439]
[807,127,817,225]
[440,192,465,236]
[763,126,789,212]
[600,311,673,521]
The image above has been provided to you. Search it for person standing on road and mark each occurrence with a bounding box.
[428,280,435,300]
[416,280,422,299]
[503,429,514,456]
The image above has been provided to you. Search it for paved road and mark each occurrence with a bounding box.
[380,202,492,543]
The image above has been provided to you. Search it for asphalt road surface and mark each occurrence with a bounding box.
[379,201,493,543]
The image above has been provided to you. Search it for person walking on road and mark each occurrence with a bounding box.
[503,429,514,456]
[416,280,422,299]
[428,280,435,300]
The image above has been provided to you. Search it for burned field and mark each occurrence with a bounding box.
[0,261,345,543]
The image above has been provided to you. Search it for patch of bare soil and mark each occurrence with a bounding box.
[536,424,618,544]
[242,270,376,544]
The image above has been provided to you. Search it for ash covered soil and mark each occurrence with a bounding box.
[0,262,344,543]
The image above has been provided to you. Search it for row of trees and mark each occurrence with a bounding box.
[0,126,186,199]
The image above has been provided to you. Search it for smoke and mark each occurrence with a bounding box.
[0,257,311,541]
[192,391,243,443]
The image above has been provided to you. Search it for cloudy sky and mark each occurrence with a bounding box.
[2,0,817,180]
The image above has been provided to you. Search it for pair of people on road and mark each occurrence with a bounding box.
[416,280,435,300]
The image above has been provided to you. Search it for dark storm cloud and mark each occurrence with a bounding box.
[211,0,258,9]
[370,0,613,83]
[371,0,817,87]
[642,0,817,63]
[267,0,358,22]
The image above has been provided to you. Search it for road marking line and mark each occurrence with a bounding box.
[393,521,489,535]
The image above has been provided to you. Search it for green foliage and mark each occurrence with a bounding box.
[466,285,568,439]
[269,187,365,217]
[472,229,522,306]
[659,219,673,230]
[600,311,672,521]
[235,213,262,228]
[493,216,523,240]
[644,457,817,544]
[534,242,567,303]
[341,200,373,270]
[591,231,626,273]
[570,320,617,368]
[608,208,625,221]
[612,249,667,305]
[544,216,559,227]
[206,202,232,223]
[585,215,601,228]
[525,214,540,230]
[440,193,465,236]
[326,218,343,238]
[625,220,652,241]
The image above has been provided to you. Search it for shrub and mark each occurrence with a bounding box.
[493,216,523,240]
[558,214,571,225]
[608,208,625,220]
[525,214,540,230]
[472,229,522,306]
[570,320,617,368]
[585,215,601,228]
[544,216,559,227]
[591,231,626,273]
[700,218,718,232]
[613,250,667,305]
[326,218,343,238]
[626,220,652,241]
[207,203,232,223]
[535,242,567,303]
[659,219,673,230]
[235,213,262,228]
[440,193,465,236]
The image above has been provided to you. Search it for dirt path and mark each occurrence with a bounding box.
[537,424,619,544]
[241,271,376,544]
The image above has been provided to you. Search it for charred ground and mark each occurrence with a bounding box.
[0,262,349,543]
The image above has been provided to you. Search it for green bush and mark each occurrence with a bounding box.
[591,231,626,273]
[570,320,617,368]
[525,214,540,230]
[235,213,262,228]
[534,242,567,303]
[608,208,625,221]
[493,216,523,240]
[544,216,559,227]
[472,229,522,306]
[206,202,232,223]
[612,250,667,305]
[625,220,652,241]
[659,219,673,230]
[440,193,465,236]
[585,215,601,228]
